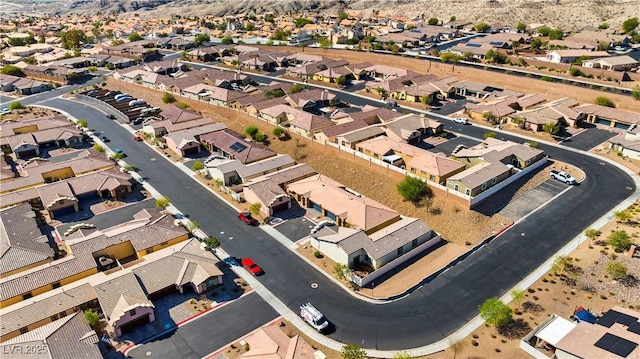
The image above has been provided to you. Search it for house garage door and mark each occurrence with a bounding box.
[148,285,177,300]
[119,314,151,334]
[182,147,199,156]
[52,206,76,218]
[310,201,322,213]
[17,149,38,159]
[271,201,289,213]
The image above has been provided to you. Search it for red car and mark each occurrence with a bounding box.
[134,135,143,141]
[241,258,263,276]
[238,212,259,226]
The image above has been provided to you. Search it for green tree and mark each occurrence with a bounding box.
[510,289,525,310]
[428,17,439,25]
[527,141,539,148]
[162,92,176,103]
[319,38,332,49]
[155,196,170,209]
[335,75,347,86]
[221,36,234,45]
[537,26,551,36]
[122,164,137,172]
[93,144,105,152]
[622,17,639,34]
[484,131,497,139]
[263,88,285,99]
[84,309,100,327]
[1,65,24,77]
[449,16,456,22]
[177,102,189,109]
[605,261,628,280]
[77,119,88,128]
[192,160,204,171]
[614,210,632,223]
[204,236,221,249]
[474,22,490,33]
[607,230,633,252]
[338,11,349,21]
[244,22,255,31]
[88,66,98,72]
[511,41,521,54]
[598,23,610,30]
[393,351,414,359]
[530,38,543,52]
[420,95,432,108]
[24,56,38,65]
[334,263,351,280]
[483,111,497,124]
[110,38,124,46]
[272,127,286,138]
[551,255,572,276]
[396,176,431,203]
[245,125,260,140]
[342,344,367,359]
[632,88,640,101]
[110,152,124,161]
[265,14,275,23]
[516,22,527,33]
[216,22,227,31]
[485,49,507,64]
[249,202,262,220]
[595,96,615,108]
[194,33,210,45]
[584,228,602,244]
[61,29,87,49]
[128,32,143,42]
[288,83,305,94]
[479,297,512,329]
[294,18,312,28]
[548,29,564,40]
[272,29,290,41]
[542,122,560,135]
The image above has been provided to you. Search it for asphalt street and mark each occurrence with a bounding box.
[41,95,635,350]
[126,293,278,359]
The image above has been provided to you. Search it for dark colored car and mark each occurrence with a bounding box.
[241,257,263,276]
[106,114,116,120]
[238,212,259,226]
[101,135,110,142]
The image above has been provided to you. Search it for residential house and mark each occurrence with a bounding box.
[239,325,319,359]
[2,124,84,159]
[0,74,22,92]
[114,67,160,88]
[1,203,54,278]
[0,283,98,342]
[205,153,295,187]
[185,46,221,62]
[0,210,188,308]
[23,64,87,85]
[582,55,639,72]
[335,125,387,149]
[521,306,640,359]
[545,50,610,64]
[310,217,440,270]
[99,40,160,61]
[364,64,419,81]
[164,123,227,158]
[453,137,545,170]
[286,88,339,109]
[464,95,520,121]
[454,80,506,98]
[200,129,277,164]
[0,312,102,359]
[576,104,640,128]
[446,161,511,197]
[287,174,400,234]
[382,114,444,143]
[143,106,213,137]
[515,99,581,132]
[246,98,290,117]
[609,124,640,160]
[449,42,496,60]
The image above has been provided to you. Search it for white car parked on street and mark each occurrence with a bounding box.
[453,117,469,124]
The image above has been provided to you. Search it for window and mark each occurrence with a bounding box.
[429,175,436,181]
[411,168,416,173]
[23,292,33,300]
[482,183,487,190]
[59,311,67,318]
[146,248,154,255]
[454,184,459,191]
[129,309,136,316]
[465,188,471,195]
[412,239,418,248]
[397,247,403,256]
[50,314,58,321]
[491,178,497,184]
[19,327,28,334]
[52,281,61,289]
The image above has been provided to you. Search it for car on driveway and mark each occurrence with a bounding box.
[241,257,263,276]
[238,212,259,226]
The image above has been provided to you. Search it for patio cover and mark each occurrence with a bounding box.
[536,315,577,346]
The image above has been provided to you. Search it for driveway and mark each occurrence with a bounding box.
[561,126,618,151]
[126,293,278,359]
[497,179,570,221]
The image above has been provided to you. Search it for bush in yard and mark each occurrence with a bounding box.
[162,92,176,103]
[77,119,88,128]
[396,176,431,203]
[155,196,170,209]
[314,251,323,258]
[272,127,286,138]
[122,164,137,172]
[192,160,204,171]
[177,102,189,109]
[8,101,24,111]
[84,309,100,327]
[334,263,351,280]
[93,144,105,152]
[595,96,615,108]
[479,297,512,329]
[204,236,221,249]
[605,261,627,280]
[607,230,633,252]
[245,125,259,139]
[342,344,367,359]
[109,152,124,161]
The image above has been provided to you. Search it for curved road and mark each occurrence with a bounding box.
[40,91,634,351]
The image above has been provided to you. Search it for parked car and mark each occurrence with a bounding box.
[101,135,110,142]
[550,170,577,185]
[241,257,263,276]
[106,114,116,120]
[300,302,329,332]
[134,135,143,141]
[223,257,240,267]
[105,91,121,97]
[0,108,11,115]
[113,93,130,100]
[386,101,398,108]
[238,212,259,226]
[453,117,469,125]
[115,96,133,102]
[114,148,123,154]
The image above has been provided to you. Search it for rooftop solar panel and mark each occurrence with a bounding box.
[594,333,637,358]
[230,142,247,152]
[629,322,640,335]
[466,43,481,48]
[598,310,639,328]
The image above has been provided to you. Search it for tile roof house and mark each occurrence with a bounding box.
[239,325,318,359]
[545,50,610,64]
[286,88,340,109]
[382,114,443,143]
[0,203,54,278]
[0,283,97,342]
[464,95,519,120]
[287,174,400,234]
[582,55,639,72]
[2,125,84,159]
[516,100,582,132]
[576,104,640,128]
[609,125,640,160]
[143,106,215,137]
[205,153,295,187]
[0,312,102,359]
[200,129,277,164]
[453,137,545,170]
[310,217,440,270]
[446,161,511,197]
[164,122,227,158]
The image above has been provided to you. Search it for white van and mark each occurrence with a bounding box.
[300,302,329,332]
